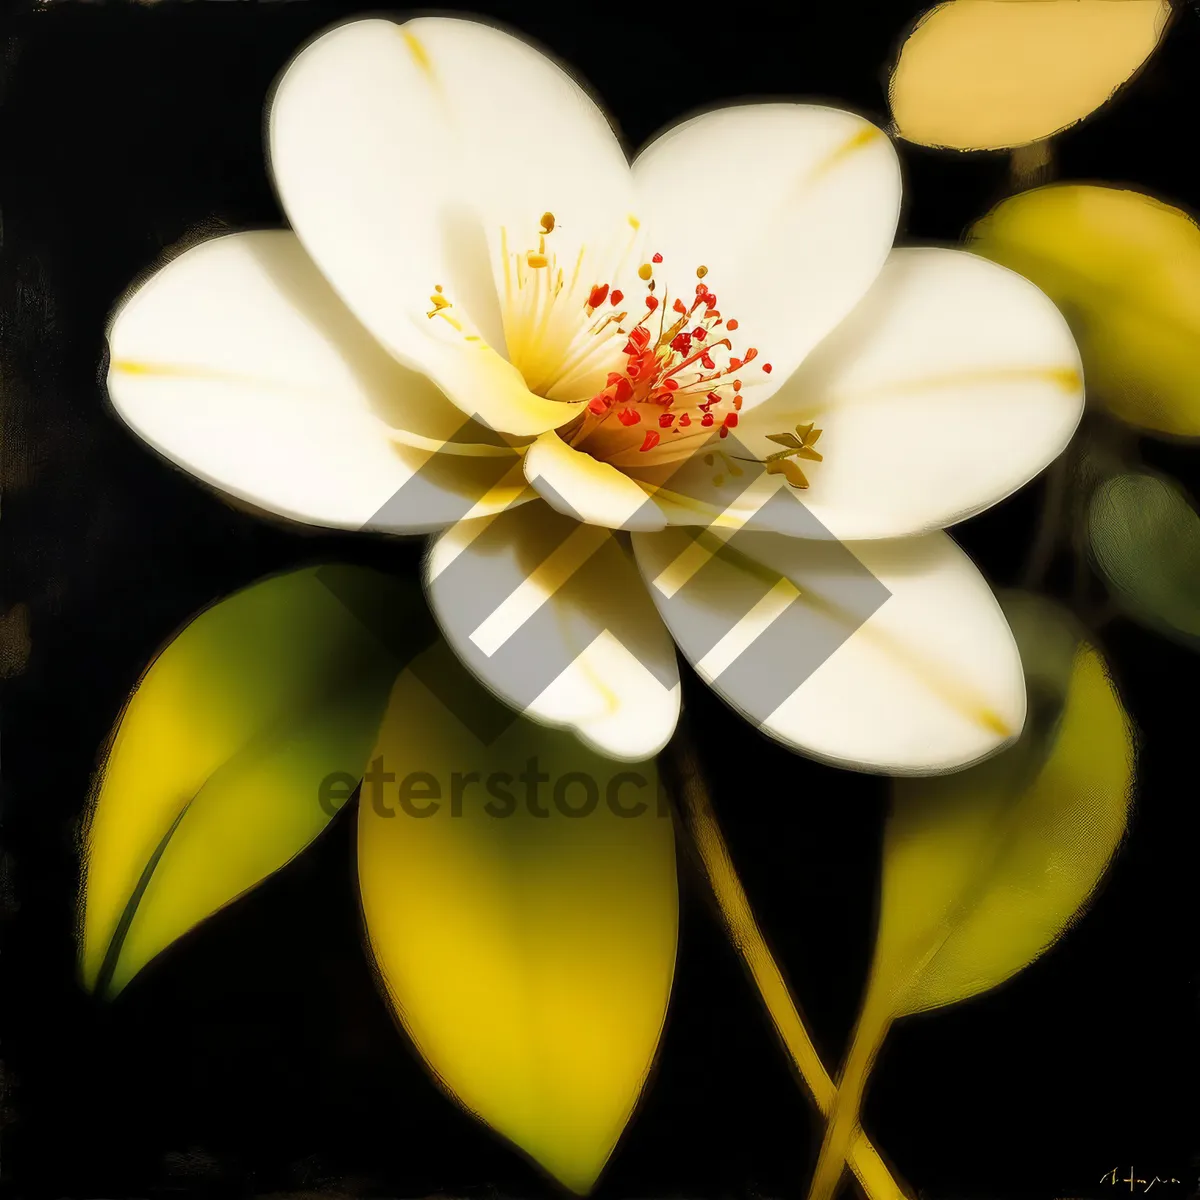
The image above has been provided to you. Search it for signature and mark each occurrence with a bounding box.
[1099,1167,1183,1194]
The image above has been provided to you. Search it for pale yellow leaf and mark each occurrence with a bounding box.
[890,0,1171,150]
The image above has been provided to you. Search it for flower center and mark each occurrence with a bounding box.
[428,214,824,484]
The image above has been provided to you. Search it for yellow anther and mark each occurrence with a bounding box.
[540,211,556,234]
[638,263,653,281]
[526,252,549,268]
[696,265,709,279]
[427,292,452,318]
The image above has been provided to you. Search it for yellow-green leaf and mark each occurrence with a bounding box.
[969,184,1200,436]
[1089,471,1200,646]
[805,594,1134,1200]
[889,0,1171,151]
[81,565,430,997]
[357,641,678,1195]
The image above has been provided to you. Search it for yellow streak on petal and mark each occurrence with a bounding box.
[809,124,884,183]
[694,530,1014,740]
[401,28,434,78]
[787,364,1084,424]
[111,358,257,384]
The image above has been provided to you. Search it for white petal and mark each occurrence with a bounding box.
[269,16,633,436]
[426,502,680,760]
[524,431,666,530]
[632,104,901,412]
[633,526,1025,774]
[740,247,1085,539]
[107,230,531,532]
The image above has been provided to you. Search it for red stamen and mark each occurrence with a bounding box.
[587,283,609,309]
[617,407,641,426]
[640,430,661,452]
[659,413,675,427]
[610,289,624,305]
[726,318,739,331]
[762,362,773,374]
[679,412,692,426]
[701,413,715,427]
[646,295,659,311]
[723,412,739,428]
[652,252,663,263]
[588,396,609,415]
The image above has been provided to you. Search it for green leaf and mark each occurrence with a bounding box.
[1088,471,1200,647]
[81,565,433,997]
[357,641,678,1195]
[805,594,1134,1200]
[968,183,1200,437]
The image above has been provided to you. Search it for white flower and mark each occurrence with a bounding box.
[106,16,1084,774]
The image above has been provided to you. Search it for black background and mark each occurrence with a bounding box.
[1,1,1197,1197]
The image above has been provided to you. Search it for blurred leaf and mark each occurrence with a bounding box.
[889,0,1170,151]
[1089,471,1200,646]
[876,596,1132,1018]
[806,594,1133,1200]
[81,565,431,997]
[969,184,1200,436]
[358,642,677,1195]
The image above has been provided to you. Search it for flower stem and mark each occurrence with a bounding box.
[1020,449,1072,589]
[804,1006,892,1200]
[663,725,910,1200]
[1008,138,1054,191]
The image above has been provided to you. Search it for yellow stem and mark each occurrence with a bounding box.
[805,1007,892,1200]
[668,735,910,1200]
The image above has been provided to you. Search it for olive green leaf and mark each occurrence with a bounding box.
[806,594,1134,1200]
[81,565,432,998]
[358,641,677,1196]
[1088,471,1200,647]
[969,184,1200,436]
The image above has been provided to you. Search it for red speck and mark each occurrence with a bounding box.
[640,430,661,452]
[659,413,675,427]
[762,362,773,374]
[701,353,716,370]
[732,379,742,391]
[723,412,739,428]
[646,295,659,311]
[662,378,679,391]
[701,413,715,427]
[671,333,692,354]
[617,407,641,426]
[732,396,743,410]
[706,391,721,404]
[673,298,687,314]
[726,318,739,331]
[610,289,624,305]
[679,412,692,426]
[719,426,729,438]
[652,252,663,263]
[692,328,706,341]
[729,357,743,370]
[588,283,609,309]
[588,396,609,415]
[744,348,758,362]
[614,378,633,404]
